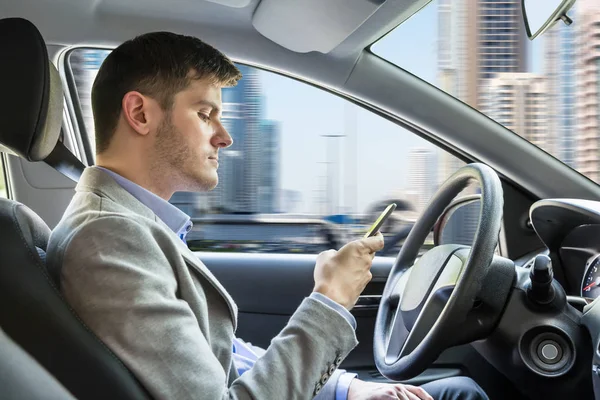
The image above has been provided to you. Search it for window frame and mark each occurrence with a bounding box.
[59,47,116,167]
[0,153,10,199]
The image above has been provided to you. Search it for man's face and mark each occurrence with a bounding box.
[153,78,232,192]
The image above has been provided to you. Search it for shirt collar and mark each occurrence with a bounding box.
[97,167,193,239]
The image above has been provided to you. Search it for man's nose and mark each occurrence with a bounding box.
[213,124,233,148]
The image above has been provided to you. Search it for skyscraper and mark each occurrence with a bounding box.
[545,11,577,167]
[437,0,468,98]
[485,73,550,153]
[437,0,527,183]
[408,148,438,212]
[450,0,528,109]
[258,120,281,213]
[575,1,600,183]
[343,102,358,214]
[466,0,527,109]
[217,65,263,213]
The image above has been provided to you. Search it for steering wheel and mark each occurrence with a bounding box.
[374,163,503,380]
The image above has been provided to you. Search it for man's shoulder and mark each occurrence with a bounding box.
[47,190,179,284]
[51,191,141,243]
[48,190,169,265]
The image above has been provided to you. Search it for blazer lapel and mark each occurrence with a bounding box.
[178,241,239,330]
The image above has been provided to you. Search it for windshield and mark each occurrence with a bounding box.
[372,0,600,184]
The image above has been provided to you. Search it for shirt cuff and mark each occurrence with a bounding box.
[335,372,358,400]
[309,292,357,330]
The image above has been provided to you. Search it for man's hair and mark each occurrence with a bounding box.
[91,32,242,153]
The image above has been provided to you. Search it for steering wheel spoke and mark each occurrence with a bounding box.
[385,303,410,364]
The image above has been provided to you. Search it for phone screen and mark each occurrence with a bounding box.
[363,203,397,239]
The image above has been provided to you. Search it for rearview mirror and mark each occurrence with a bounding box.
[522,0,576,40]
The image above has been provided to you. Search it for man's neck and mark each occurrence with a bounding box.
[95,156,174,200]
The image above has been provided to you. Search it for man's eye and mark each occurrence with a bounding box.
[198,112,211,122]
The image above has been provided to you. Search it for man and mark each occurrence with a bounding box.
[48,32,488,400]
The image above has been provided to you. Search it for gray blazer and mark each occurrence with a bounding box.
[47,167,358,400]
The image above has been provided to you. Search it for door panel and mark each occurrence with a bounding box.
[201,252,392,369]
[200,251,524,399]
[201,252,393,315]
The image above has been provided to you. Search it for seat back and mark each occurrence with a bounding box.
[0,328,76,400]
[0,17,150,400]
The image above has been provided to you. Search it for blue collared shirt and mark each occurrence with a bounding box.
[97,167,357,400]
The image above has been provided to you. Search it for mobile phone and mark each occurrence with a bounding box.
[363,203,397,239]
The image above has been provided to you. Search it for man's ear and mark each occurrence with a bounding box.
[122,91,153,136]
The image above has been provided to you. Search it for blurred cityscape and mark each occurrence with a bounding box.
[68,0,600,254]
[438,0,600,180]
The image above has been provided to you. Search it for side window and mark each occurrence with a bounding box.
[68,48,469,255]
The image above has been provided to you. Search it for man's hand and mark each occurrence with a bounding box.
[348,379,433,400]
[313,233,384,310]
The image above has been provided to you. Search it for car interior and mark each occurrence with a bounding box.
[1,0,600,399]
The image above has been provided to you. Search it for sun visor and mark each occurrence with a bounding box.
[252,0,386,53]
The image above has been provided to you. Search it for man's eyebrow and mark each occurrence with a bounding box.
[194,99,221,113]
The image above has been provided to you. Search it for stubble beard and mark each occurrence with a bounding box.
[152,112,218,193]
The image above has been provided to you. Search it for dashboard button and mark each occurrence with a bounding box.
[537,340,562,364]
[541,343,559,360]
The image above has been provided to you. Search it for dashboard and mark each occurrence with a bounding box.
[582,255,600,298]
[528,199,600,301]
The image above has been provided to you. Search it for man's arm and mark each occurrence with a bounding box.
[58,216,358,400]
[233,337,355,400]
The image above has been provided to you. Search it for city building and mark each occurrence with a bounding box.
[437,0,527,184]
[343,102,358,214]
[408,148,438,211]
[575,0,600,183]
[216,65,283,215]
[438,0,527,109]
[216,65,264,213]
[484,73,550,153]
[468,0,528,109]
[437,0,468,99]
[545,18,577,167]
[258,120,281,213]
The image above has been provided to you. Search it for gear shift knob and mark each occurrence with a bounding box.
[527,255,555,305]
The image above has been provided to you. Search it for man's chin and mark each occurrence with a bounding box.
[205,178,218,191]
[194,173,218,192]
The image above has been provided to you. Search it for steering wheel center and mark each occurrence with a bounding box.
[400,245,467,331]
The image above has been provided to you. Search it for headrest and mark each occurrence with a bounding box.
[0,18,63,161]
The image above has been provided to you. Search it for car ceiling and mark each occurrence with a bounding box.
[1,0,427,87]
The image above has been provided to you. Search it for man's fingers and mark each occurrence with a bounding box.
[361,232,385,253]
[393,391,409,400]
[393,386,419,400]
[402,385,433,400]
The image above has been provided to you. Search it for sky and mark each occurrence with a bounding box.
[258,0,548,214]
